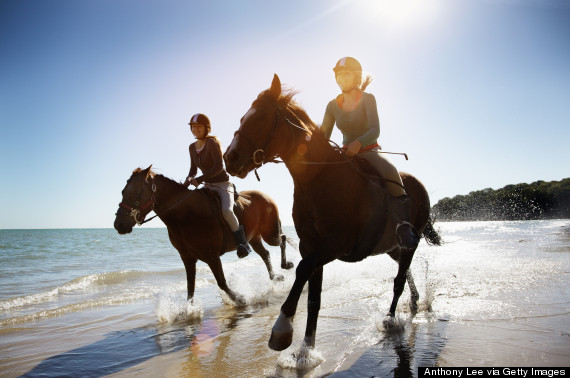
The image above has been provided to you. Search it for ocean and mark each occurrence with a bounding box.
[0,220,568,377]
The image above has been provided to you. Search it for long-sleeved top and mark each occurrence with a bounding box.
[320,91,380,148]
[187,138,230,184]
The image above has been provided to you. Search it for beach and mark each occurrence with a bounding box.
[1,221,569,377]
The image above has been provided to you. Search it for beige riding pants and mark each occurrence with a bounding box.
[360,148,406,197]
[205,181,240,232]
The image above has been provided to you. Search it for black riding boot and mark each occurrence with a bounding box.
[233,225,251,258]
[392,194,420,250]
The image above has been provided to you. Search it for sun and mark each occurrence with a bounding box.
[362,0,437,28]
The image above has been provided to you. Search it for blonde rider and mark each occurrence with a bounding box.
[320,57,419,250]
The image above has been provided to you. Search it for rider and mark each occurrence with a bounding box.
[320,57,419,250]
[183,113,252,258]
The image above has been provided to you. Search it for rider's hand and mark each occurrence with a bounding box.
[345,140,362,157]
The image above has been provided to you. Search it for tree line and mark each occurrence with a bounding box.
[431,178,570,221]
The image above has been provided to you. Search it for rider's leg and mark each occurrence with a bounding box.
[210,182,251,258]
[360,149,419,250]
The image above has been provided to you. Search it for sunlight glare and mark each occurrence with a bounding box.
[362,0,437,28]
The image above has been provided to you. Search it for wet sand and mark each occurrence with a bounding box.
[106,294,569,377]
[6,221,569,377]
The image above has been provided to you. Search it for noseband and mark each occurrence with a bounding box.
[118,179,157,225]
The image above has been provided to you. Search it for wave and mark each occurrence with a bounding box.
[0,289,158,327]
[0,270,183,312]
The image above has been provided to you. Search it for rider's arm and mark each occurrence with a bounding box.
[185,145,198,186]
[320,100,335,140]
[357,93,380,147]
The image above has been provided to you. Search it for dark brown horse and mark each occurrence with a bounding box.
[114,166,294,305]
[223,75,441,351]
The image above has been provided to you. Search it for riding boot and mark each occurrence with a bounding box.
[392,194,420,250]
[233,225,251,258]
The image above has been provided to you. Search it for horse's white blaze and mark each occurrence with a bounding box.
[228,107,256,154]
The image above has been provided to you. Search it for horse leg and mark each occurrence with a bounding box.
[180,254,197,301]
[269,253,329,351]
[250,236,283,281]
[406,270,419,314]
[388,249,419,314]
[304,266,323,348]
[206,256,245,306]
[279,234,294,270]
[388,247,417,317]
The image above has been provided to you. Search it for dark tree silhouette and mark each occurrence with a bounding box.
[432,178,570,221]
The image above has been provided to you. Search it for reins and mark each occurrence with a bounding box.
[244,103,408,191]
[120,177,251,226]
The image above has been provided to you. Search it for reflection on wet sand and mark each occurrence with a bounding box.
[331,313,448,377]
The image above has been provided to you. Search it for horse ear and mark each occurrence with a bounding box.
[144,165,153,181]
[269,74,281,99]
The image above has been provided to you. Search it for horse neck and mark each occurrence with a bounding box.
[280,121,345,184]
[152,174,195,216]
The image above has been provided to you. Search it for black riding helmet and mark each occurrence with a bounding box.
[188,113,211,135]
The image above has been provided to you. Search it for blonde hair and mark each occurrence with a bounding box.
[358,72,373,91]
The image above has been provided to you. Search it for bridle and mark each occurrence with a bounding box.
[118,178,157,225]
[233,100,309,174]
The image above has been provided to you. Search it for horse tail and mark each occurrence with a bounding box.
[422,216,442,246]
[282,234,299,251]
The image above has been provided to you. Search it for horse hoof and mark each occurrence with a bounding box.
[273,274,285,281]
[268,312,293,351]
[237,249,249,259]
[233,295,246,306]
[269,329,293,351]
[282,261,294,270]
[382,314,397,329]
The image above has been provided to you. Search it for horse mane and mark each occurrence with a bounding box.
[131,167,188,190]
[256,88,317,133]
[256,87,348,162]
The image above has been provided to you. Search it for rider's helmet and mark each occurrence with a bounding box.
[333,56,362,74]
[333,57,364,89]
[188,113,211,135]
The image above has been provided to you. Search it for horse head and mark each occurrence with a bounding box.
[224,74,313,178]
[114,165,156,234]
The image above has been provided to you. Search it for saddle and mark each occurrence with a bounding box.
[198,183,242,222]
[352,155,387,191]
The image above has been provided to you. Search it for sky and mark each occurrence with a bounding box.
[1,0,569,229]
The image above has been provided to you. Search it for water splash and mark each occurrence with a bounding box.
[376,314,407,334]
[154,292,203,323]
[276,342,325,371]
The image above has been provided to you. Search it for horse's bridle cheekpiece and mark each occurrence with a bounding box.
[234,101,309,180]
[118,178,157,225]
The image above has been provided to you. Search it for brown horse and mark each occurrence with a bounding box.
[113,166,294,305]
[223,75,442,351]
